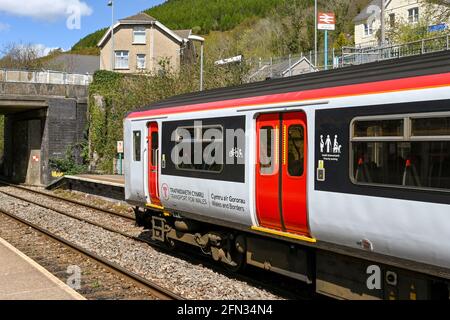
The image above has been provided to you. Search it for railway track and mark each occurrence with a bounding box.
[0,182,311,299]
[0,180,134,221]
[0,191,182,300]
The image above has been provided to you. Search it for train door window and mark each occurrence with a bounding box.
[287,125,304,176]
[259,126,275,175]
[351,113,450,191]
[133,131,141,162]
[151,131,158,165]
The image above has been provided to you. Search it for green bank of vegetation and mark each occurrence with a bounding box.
[71,28,108,55]
[72,0,370,56]
[147,0,281,33]
[88,60,247,172]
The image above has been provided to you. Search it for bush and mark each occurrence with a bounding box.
[49,143,88,176]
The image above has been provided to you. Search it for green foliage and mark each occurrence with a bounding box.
[204,0,368,59]
[88,57,246,172]
[71,28,107,53]
[72,0,371,60]
[386,10,449,45]
[49,143,88,176]
[146,0,280,34]
[334,32,352,50]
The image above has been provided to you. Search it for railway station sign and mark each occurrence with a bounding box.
[318,12,336,31]
[117,141,124,154]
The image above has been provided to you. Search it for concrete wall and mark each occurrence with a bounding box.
[0,82,88,98]
[2,98,87,185]
[100,24,182,73]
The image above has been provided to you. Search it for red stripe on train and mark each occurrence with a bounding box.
[126,72,450,119]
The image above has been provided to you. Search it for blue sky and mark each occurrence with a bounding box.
[0,0,164,54]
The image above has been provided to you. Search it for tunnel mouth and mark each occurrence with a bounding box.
[1,108,47,186]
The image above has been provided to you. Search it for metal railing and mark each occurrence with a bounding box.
[0,69,93,85]
[340,34,450,66]
[245,33,450,84]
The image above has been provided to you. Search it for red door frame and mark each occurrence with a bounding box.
[148,122,160,205]
[256,114,281,230]
[255,111,309,235]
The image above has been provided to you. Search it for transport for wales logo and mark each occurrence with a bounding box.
[162,183,170,200]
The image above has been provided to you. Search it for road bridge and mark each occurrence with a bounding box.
[0,71,90,186]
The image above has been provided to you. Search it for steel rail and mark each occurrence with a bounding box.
[0,206,183,300]
[0,184,307,300]
[0,180,134,221]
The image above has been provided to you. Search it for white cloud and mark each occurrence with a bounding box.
[0,22,9,31]
[33,44,60,57]
[0,0,93,21]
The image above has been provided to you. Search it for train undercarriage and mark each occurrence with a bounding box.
[134,207,450,300]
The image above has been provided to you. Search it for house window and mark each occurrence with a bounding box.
[137,54,146,69]
[115,51,129,69]
[133,27,146,44]
[389,13,396,27]
[408,7,419,23]
[364,22,374,36]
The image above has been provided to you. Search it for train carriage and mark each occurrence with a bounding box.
[124,50,450,300]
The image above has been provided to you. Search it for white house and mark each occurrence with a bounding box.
[354,0,449,47]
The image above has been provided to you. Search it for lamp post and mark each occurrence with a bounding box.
[188,35,205,91]
[380,0,386,46]
[314,0,318,66]
[108,0,115,71]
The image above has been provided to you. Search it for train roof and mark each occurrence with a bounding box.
[129,50,450,116]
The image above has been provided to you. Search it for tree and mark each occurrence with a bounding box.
[334,32,352,50]
[424,0,450,22]
[0,43,44,70]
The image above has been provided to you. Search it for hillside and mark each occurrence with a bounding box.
[71,0,371,57]
[71,0,281,54]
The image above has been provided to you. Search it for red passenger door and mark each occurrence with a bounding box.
[256,112,309,235]
[148,122,160,205]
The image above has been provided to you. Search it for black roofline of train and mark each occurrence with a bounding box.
[126,50,450,116]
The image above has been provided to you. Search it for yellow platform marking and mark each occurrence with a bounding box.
[146,203,165,211]
[251,226,317,243]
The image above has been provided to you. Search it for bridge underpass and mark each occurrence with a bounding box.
[0,81,88,186]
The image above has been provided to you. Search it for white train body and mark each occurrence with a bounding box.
[124,52,450,299]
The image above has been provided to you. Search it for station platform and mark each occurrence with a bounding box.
[66,174,124,187]
[0,237,85,300]
[47,174,125,201]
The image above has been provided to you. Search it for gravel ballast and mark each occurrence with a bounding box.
[0,191,282,300]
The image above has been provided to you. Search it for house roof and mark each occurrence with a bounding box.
[97,12,184,47]
[353,0,382,22]
[45,54,99,74]
[119,12,156,23]
[279,57,316,76]
[248,56,317,81]
[173,29,192,40]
